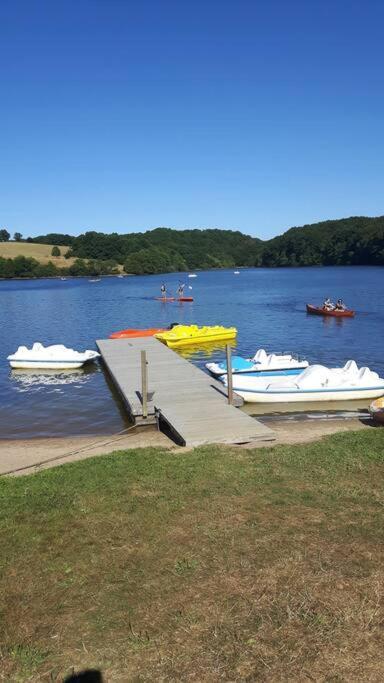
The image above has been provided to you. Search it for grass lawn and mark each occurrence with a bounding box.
[0,242,75,268]
[1,429,384,681]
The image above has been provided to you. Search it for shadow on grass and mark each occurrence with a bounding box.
[64,670,103,683]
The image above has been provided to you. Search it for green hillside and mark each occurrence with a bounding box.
[2,215,383,277]
[261,216,384,267]
[61,217,384,271]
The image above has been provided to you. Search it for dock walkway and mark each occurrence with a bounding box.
[97,337,274,447]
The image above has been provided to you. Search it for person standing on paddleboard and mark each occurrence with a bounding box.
[177,283,185,298]
[160,283,166,298]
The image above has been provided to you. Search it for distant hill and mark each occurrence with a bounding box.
[59,227,263,273]
[3,216,383,277]
[0,241,75,268]
[260,216,384,267]
[0,242,120,279]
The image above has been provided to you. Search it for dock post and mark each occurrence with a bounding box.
[226,344,233,405]
[141,350,148,418]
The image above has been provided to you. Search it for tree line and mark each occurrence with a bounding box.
[0,256,120,279]
[1,216,383,277]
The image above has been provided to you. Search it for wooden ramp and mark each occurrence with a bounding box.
[97,337,274,447]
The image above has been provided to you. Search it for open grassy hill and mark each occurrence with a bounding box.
[0,241,76,267]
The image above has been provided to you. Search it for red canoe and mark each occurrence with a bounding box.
[109,327,166,339]
[306,304,355,318]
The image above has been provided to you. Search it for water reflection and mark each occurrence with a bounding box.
[175,340,238,361]
[10,365,98,393]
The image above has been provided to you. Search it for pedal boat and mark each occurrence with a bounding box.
[225,362,384,403]
[206,348,308,377]
[155,324,237,348]
[7,343,100,370]
[306,304,355,318]
[110,327,166,339]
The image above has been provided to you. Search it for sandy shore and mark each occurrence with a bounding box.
[0,417,371,477]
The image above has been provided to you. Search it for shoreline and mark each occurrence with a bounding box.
[0,273,134,281]
[0,264,382,283]
[0,417,370,476]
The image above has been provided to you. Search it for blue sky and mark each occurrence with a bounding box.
[1,0,383,239]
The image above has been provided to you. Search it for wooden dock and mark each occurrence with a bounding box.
[96,337,274,447]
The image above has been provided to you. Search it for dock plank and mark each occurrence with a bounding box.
[97,337,274,446]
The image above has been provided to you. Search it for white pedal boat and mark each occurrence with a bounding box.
[7,343,100,370]
[225,362,384,403]
[206,348,308,378]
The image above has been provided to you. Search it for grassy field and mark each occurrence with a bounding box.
[0,242,76,267]
[1,429,384,681]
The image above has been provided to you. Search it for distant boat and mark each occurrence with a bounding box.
[117,274,124,278]
[60,277,67,281]
[234,271,240,275]
[188,273,197,278]
[89,278,101,283]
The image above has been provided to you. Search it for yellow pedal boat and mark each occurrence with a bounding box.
[155,324,237,348]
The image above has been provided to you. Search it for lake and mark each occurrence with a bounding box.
[0,266,383,439]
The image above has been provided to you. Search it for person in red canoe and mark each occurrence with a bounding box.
[323,297,335,311]
[335,298,346,311]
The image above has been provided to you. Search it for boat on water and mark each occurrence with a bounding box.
[155,296,194,302]
[306,304,355,318]
[155,324,237,348]
[7,343,100,370]
[369,396,384,424]
[206,348,308,377]
[188,273,197,278]
[234,271,240,275]
[224,362,384,403]
[155,297,175,301]
[110,327,167,339]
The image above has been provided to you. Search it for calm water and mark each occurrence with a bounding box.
[0,267,383,439]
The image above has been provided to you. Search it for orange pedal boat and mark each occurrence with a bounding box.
[109,327,166,339]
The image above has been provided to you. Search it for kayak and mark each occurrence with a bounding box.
[110,327,166,339]
[178,296,194,302]
[306,304,355,318]
[155,324,237,348]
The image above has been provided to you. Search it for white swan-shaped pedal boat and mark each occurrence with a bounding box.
[7,343,100,370]
[224,362,384,403]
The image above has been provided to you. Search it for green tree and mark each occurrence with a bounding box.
[68,258,89,276]
[0,229,10,242]
[51,246,61,257]
[14,232,22,242]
